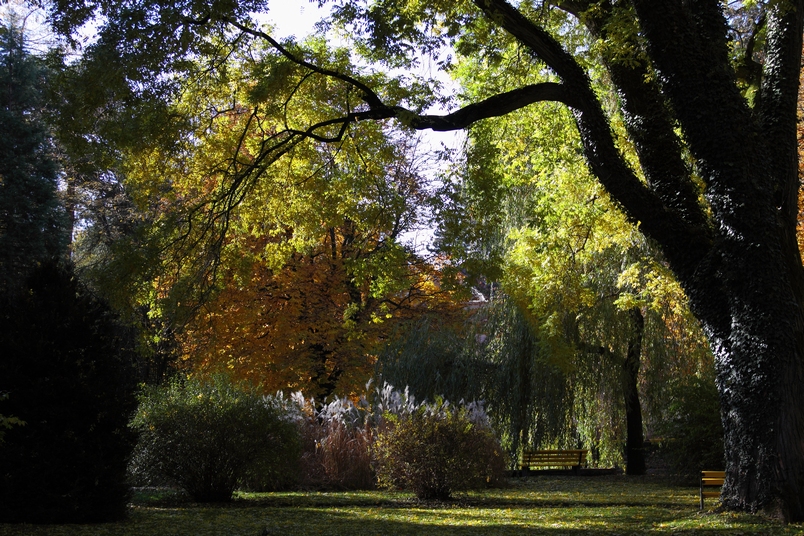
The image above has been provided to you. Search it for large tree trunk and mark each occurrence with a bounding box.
[627,0,804,521]
[679,188,804,519]
[708,261,804,521]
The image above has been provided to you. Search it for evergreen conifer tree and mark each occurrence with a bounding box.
[0,19,66,294]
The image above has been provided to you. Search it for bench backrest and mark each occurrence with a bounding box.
[701,470,725,480]
[520,449,587,468]
[700,470,725,509]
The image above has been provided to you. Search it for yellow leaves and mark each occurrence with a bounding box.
[615,259,691,317]
[612,291,639,312]
[104,33,461,400]
[178,226,453,398]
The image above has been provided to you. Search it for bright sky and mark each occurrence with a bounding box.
[262,1,329,39]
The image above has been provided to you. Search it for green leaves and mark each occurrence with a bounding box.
[429,18,714,466]
[130,374,301,500]
[0,22,68,293]
[328,0,475,68]
[374,400,505,499]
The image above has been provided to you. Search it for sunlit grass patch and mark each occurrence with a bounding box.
[1,476,801,535]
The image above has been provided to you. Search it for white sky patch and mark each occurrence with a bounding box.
[261,1,329,40]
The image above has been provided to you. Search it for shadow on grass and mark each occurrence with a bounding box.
[0,503,793,535]
[128,504,792,536]
[4,478,795,536]
[140,487,685,508]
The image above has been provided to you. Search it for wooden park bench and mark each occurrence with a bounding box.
[700,470,725,509]
[519,449,588,474]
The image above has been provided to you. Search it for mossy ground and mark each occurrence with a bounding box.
[2,476,801,535]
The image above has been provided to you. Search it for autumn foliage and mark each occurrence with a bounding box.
[179,227,459,398]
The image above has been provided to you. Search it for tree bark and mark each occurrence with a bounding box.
[627,0,804,521]
[623,307,645,476]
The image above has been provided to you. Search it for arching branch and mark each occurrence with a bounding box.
[410,83,581,130]
[472,0,711,278]
[223,15,583,133]
[221,17,386,108]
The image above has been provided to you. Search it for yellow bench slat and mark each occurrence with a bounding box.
[700,470,725,509]
[519,449,588,470]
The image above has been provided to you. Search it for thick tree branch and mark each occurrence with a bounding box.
[472,0,586,83]
[630,0,760,194]
[271,83,578,138]
[759,2,804,258]
[472,0,710,280]
[629,0,799,334]
[575,2,710,236]
[409,83,581,129]
[756,9,804,489]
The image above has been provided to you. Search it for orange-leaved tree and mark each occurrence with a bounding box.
[180,227,457,398]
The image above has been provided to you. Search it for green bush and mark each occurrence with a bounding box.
[373,400,505,500]
[129,375,300,501]
[656,376,724,480]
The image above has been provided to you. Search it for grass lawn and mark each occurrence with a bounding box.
[1,476,802,535]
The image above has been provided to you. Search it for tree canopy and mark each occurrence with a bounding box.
[28,0,804,521]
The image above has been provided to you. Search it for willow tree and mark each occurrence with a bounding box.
[434,73,714,473]
[45,0,804,520]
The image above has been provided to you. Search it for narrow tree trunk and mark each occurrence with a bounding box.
[622,307,645,476]
[511,319,533,459]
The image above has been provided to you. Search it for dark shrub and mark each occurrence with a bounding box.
[374,400,505,500]
[0,262,139,523]
[656,376,724,480]
[129,375,301,501]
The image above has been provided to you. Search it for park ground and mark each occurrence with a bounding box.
[1,476,803,535]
